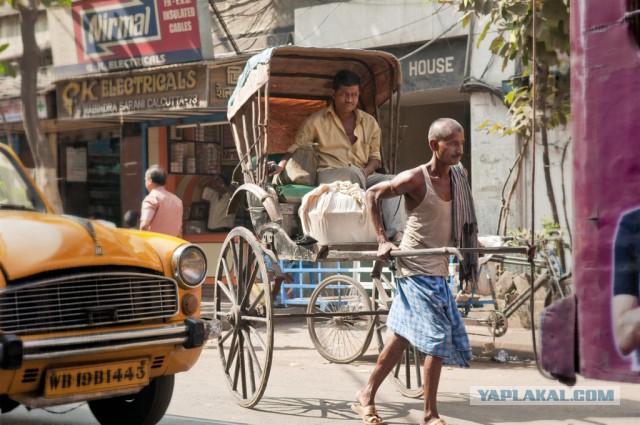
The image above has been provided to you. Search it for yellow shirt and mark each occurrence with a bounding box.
[289,104,381,172]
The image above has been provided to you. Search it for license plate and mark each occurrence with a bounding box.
[45,359,150,398]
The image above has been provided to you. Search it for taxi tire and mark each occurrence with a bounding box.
[88,374,174,425]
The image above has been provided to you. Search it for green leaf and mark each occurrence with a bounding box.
[489,35,505,53]
[507,2,529,17]
[482,0,495,15]
[0,60,17,77]
[474,0,485,15]
[477,21,491,47]
[461,11,473,28]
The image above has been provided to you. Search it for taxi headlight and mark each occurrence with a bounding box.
[172,245,207,288]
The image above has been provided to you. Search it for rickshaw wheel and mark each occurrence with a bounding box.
[373,324,425,398]
[214,227,274,408]
[390,345,425,398]
[487,310,508,337]
[307,275,374,364]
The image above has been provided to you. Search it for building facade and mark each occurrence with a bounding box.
[0,0,572,272]
[293,1,572,238]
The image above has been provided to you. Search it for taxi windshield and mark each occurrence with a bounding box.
[0,148,46,212]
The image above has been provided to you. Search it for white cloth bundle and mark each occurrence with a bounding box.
[298,181,377,245]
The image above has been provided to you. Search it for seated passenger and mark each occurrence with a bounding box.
[270,70,405,241]
[202,174,234,233]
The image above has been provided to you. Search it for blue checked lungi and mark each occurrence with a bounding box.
[387,275,473,367]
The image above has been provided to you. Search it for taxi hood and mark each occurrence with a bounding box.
[0,211,164,281]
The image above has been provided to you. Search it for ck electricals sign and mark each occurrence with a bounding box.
[48,0,213,78]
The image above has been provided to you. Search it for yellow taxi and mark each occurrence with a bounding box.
[0,143,218,425]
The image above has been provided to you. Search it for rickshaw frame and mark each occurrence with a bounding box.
[212,46,527,408]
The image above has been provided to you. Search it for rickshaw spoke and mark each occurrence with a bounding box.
[242,328,264,378]
[224,332,239,375]
[236,237,245,303]
[247,325,268,353]
[403,349,411,388]
[245,338,257,395]
[246,287,266,313]
[393,358,401,379]
[219,326,235,345]
[414,355,423,388]
[220,259,237,305]
[239,256,261,310]
[242,333,251,400]
[233,331,245,397]
[216,277,235,306]
[231,338,241,392]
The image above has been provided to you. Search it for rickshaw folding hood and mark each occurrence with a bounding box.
[227,46,402,120]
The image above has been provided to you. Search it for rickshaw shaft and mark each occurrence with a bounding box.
[274,310,389,319]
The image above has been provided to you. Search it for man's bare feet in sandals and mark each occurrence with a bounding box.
[352,390,385,424]
[351,402,385,425]
[421,418,447,425]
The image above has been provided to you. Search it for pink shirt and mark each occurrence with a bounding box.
[140,186,183,237]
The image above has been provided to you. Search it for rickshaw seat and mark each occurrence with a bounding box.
[275,184,315,204]
[249,154,317,203]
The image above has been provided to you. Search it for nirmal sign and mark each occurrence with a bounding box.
[80,1,162,57]
[48,0,214,78]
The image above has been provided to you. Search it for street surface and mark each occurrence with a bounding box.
[2,314,639,425]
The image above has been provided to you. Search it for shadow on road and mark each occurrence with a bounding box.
[251,396,415,424]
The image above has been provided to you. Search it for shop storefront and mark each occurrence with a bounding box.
[55,59,248,274]
[0,93,55,170]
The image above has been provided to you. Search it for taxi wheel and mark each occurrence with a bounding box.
[88,374,174,425]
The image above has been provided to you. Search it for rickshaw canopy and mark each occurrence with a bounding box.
[227,46,402,120]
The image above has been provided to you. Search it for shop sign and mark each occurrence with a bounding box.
[49,0,213,78]
[384,36,467,92]
[0,96,48,123]
[208,64,244,108]
[57,65,208,119]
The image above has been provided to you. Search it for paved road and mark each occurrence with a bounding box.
[2,316,638,425]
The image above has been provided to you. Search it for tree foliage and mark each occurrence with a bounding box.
[430,1,572,263]
[1,0,71,213]
[432,0,570,138]
[0,43,17,77]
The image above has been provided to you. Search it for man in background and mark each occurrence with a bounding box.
[123,209,140,229]
[202,174,235,233]
[139,164,183,237]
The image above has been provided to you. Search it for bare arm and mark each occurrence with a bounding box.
[613,294,640,355]
[271,114,315,175]
[268,152,292,175]
[363,158,380,177]
[365,168,423,259]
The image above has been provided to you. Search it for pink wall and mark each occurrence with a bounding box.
[572,0,640,382]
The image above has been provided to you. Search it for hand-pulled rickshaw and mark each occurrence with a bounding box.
[211,46,527,408]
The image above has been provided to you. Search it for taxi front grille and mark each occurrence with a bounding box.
[0,272,179,335]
